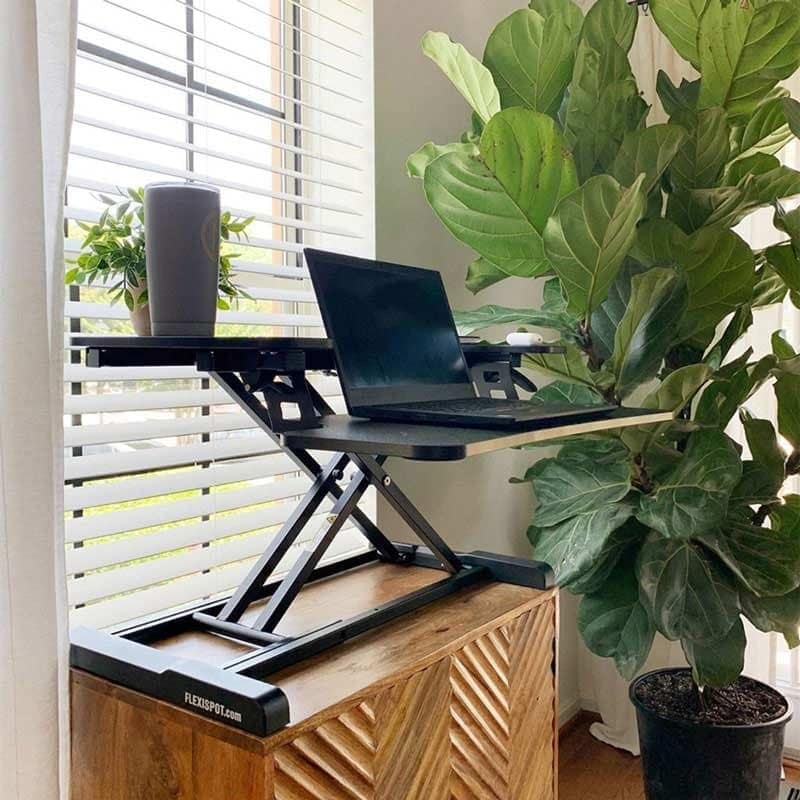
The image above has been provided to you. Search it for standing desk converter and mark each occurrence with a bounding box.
[69,336,671,739]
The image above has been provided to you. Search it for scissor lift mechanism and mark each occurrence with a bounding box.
[69,336,670,735]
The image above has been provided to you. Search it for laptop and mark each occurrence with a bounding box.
[304,249,617,429]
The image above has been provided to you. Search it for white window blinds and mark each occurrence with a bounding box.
[65,0,375,629]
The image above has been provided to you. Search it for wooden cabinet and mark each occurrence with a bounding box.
[71,565,558,800]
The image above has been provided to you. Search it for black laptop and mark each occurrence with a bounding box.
[304,249,616,429]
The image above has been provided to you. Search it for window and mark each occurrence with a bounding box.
[65,0,374,628]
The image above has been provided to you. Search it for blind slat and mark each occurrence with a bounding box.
[65,300,322,328]
[72,115,363,193]
[66,437,277,481]
[64,453,295,511]
[70,145,362,216]
[66,476,311,549]
[65,412,257,447]
[102,0,364,81]
[78,20,363,118]
[77,50,364,148]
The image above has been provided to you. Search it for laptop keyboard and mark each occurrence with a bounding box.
[387,398,563,416]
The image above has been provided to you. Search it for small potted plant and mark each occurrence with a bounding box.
[408,0,800,797]
[66,186,253,335]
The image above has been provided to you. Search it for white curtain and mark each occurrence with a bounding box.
[0,1,77,798]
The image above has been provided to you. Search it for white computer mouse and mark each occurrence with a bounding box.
[506,331,543,346]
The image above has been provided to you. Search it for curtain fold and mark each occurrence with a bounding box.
[0,1,77,798]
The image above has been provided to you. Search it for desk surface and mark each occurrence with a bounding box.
[281,409,673,461]
[71,335,563,359]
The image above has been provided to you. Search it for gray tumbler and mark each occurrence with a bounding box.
[144,182,221,336]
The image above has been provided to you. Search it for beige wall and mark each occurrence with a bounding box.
[372,0,581,724]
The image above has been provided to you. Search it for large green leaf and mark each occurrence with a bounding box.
[725,154,800,204]
[774,202,800,256]
[699,510,800,598]
[544,174,646,319]
[682,617,746,688]
[705,305,753,365]
[742,587,800,648]
[670,107,729,190]
[776,372,800,449]
[406,141,478,179]
[590,260,646,363]
[527,446,631,527]
[421,32,501,123]
[578,555,656,680]
[730,88,793,164]
[529,0,584,37]
[731,461,782,507]
[529,501,636,585]
[452,304,574,337]
[483,8,575,117]
[528,380,607,407]
[524,343,596,387]
[465,258,508,294]
[611,125,688,196]
[765,243,800,294]
[563,40,647,181]
[629,218,685,268]
[649,0,709,67]
[568,518,647,594]
[581,0,638,53]
[620,363,713,453]
[656,71,700,123]
[637,430,742,539]
[643,364,714,414]
[741,413,785,491]
[610,268,688,399]
[633,220,755,346]
[697,0,800,121]
[481,108,579,233]
[696,354,777,428]
[677,226,756,346]
[785,97,800,138]
[637,534,740,642]
[424,153,547,278]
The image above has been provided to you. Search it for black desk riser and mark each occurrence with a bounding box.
[69,336,671,735]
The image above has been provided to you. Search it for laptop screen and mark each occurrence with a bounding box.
[306,250,473,408]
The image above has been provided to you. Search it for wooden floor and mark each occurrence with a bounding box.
[558,716,800,800]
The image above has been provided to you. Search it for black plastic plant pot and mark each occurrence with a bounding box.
[631,668,792,800]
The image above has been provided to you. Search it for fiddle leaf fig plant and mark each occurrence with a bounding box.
[410,0,800,696]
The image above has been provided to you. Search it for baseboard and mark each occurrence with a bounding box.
[558,696,583,730]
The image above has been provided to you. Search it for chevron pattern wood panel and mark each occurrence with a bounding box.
[450,625,512,799]
[449,602,556,800]
[274,700,377,799]
[509,603,557,800]
[373,657,452,800]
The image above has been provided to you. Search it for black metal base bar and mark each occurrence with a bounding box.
[70,626,290,736]
[191,614,288,647]
[228,565,489,680]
